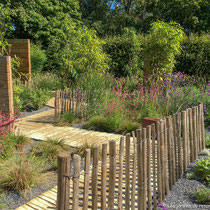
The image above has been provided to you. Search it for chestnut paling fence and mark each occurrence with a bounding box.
[56,103,205,210]
[54,89,88,120]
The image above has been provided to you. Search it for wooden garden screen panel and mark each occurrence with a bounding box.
[56,104,205,210]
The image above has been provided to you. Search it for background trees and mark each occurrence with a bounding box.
[0,0,209,79]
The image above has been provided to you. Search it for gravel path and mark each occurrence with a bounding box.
[18,106,53,119]
[163,154,210,210]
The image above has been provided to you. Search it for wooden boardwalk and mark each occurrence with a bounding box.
[17,143,157,209]
[15,109,121,148]
[15,103,127,209]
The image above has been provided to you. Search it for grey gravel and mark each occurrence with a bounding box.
[1,173,57,209]
[163,154,210,210]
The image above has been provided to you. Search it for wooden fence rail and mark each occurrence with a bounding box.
[57,103,205,210]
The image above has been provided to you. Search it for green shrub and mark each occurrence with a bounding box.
[186,172,196,179]
[103,28,142,77]
[175,34,210,79]
[0,154,47,192]
[32,72,63,90]
[206,133,210,148]
[84,113,123,133]
[199,149,210,156]
[31,43,47,74]
[32,138,70,163]
[117,120,141,134]
[193,158,210,185]
[55,27,109,81]
[13,80,53,112]
[142,21,184,76]
[76,72,114,117]
[56,112,79,126]
[193,186,210,204]
[0,133,29,159]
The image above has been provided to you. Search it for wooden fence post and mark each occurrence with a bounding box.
[83,149,90,210]
[131,131,137,210]
[101,143,108,210]
[55,90,59,120]
[137,129,143,209]
[92,146,99,210]
[159,120,165,199]
[186,109,190,165]
[172,114,178,181]
[199,103,205,150]
[73,154,81,210]
[146,126,152,210]
[166,117,172,190]
[125,133,131,209]
[192,107,197,159]
[163,119,169,196]
[151,124,157,209]
[156,121,162,204]
[182,111,187,171]
[57,153,71,210]
[108,140,116,209]
[176,113,183,179]
[118,137,124,210]
[142,128,147,209]
[188,108,194,162]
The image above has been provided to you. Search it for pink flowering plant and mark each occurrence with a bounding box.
[0,108,22,159]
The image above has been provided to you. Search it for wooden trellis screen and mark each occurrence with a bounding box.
[57,103,205,210]
[54,89,87,120]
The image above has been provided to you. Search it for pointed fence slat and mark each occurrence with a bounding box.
[72,154,81,210]
[125,133,131,209]
[118,137,124,210]
[92,147,99,210]
[108,140,116,209]
[146,126,152,210]
[152,124,157,210]
[83,149,90,210]
[131,131,137,210]
[101,143,107,210]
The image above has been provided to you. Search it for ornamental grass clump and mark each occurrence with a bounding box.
[33,138,70,163]
[0,153,47,192]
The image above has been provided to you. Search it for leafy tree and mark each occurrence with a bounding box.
[148,0,210,34]
[175,34,210,78]
[142,21,184,76]
[103,28,142,77]
[56,27,109,80]
[0,3,11,55]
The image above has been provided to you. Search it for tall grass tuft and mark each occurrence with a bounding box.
[0,154,47,192]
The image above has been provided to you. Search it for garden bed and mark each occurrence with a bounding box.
[163,153,210,210]
[0,171,57,209]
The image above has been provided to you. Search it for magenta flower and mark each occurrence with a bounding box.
[157,204,164,207]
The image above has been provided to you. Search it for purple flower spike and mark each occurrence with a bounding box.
[96,105,101,109]
[0,149,2,153]
[157,204,164,208]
